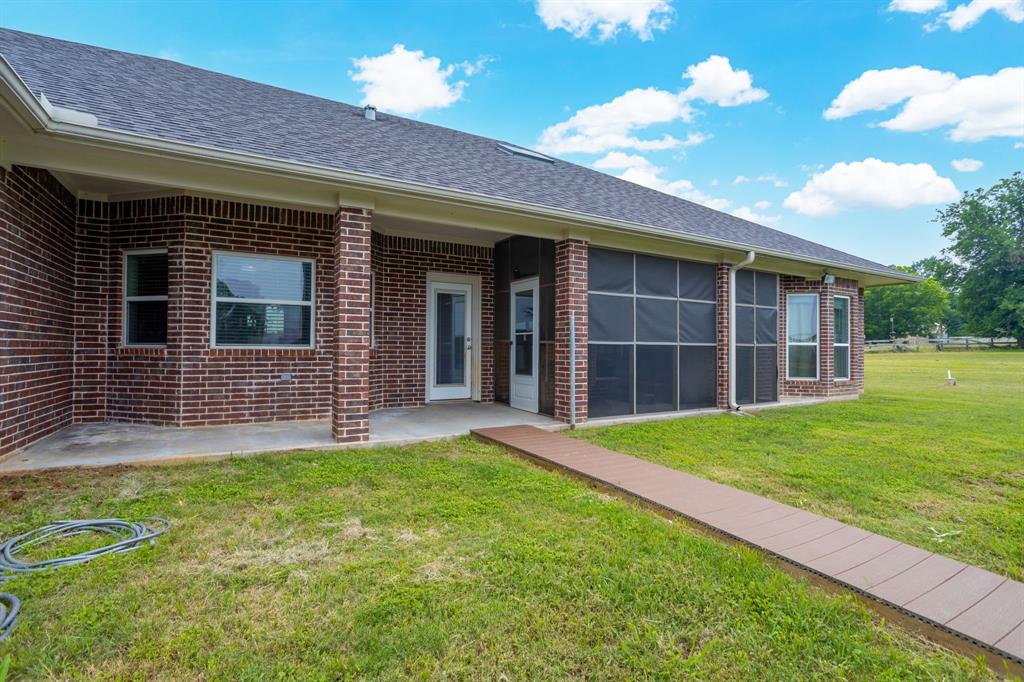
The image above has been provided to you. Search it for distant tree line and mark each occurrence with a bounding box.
[864,172,1023,348]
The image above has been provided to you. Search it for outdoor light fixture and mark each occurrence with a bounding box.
[822,273,836,284]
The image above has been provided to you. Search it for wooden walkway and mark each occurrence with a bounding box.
[473,425,1024,668]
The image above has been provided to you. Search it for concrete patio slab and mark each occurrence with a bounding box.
[0,402,561,474]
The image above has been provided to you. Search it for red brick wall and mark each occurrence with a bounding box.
[74,200,110,422]
[715,263,731,409]
[0,166,77,456]
[333,207,372,442]
[369,232,494,410]
[554,239,588,423]
[778,275,863,399]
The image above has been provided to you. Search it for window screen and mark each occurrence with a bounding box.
[213,253,314,347]
[735,270,778,405]
[124,251,168,345]
[587,247,717,418]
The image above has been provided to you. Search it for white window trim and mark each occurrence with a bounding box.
[210,250,316,349]
[834,294,851,381]
[123,248,168,348]
[786,293,819,381]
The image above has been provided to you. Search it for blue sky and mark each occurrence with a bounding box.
[3,0,1022,265]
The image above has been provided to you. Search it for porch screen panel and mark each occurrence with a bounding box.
[587,247,717,418]
[735,270,778,405]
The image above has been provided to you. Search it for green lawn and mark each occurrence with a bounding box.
[576,350,1024,582]
[0,440,995,679]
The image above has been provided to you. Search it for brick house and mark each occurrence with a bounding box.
[0,29,916,458]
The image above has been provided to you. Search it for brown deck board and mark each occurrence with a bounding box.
[473,425,1022,666]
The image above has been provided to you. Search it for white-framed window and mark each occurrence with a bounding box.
[123,249,168,346]
[786,293,819,380]
[211,251,315,348]
[834,295,851,381]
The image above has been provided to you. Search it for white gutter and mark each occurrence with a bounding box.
[728,251,756,410]
[0,55,919,285]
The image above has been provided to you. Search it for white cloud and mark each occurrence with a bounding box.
[681,55,768,106]
[951,158,984,172]
[757,174,789,188]
[350,44,484,115]
[538,55,766,154]
[535,0,674,41]
[783,158,960,218]
[825,66,1024,142]
[732,206,781,224]
[754,200,773,210]
[824,66,957,120]
[888,0,947,11]
[593,152,729,209]
[931,0,1024,30]
[733,175,750,185]
[1016,142,1024,149]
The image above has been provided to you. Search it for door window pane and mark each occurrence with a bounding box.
[514,289,534,377]
[435,292,466,385]
[636,345,676,413]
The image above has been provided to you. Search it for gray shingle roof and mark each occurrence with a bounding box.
[0,28,903,276]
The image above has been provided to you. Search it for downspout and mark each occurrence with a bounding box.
[728,251,757,410]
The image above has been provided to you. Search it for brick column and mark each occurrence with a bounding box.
[73,200,110,422]
[715,263,731,409]
[554,239,588,424]
[332,207,373,442]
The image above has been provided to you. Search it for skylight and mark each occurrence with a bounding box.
[497,143,554,164]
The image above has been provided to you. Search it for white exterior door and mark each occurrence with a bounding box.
[427,280,473,400]
[510,278,539,413]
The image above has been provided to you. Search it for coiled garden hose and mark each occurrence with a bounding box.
[0,518,170,643]
[0,593,18,643]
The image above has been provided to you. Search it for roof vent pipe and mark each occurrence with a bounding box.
[728,251,756,411]
[363,105,376,121]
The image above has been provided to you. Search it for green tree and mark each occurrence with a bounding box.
[864,267,951,339]
[935,172,1024,346]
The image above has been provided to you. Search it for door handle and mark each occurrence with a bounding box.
[466,336,472,351]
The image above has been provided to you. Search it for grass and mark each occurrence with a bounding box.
[576,350,1024,582]
[0,441,998,678]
